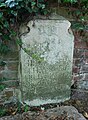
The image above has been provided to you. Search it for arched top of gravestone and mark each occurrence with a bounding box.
[34,13,69,20]
[30,14,71,31]
[19,14,71,38]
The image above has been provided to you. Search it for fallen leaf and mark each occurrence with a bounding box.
[12,108,18,115]
[83,111,88,118]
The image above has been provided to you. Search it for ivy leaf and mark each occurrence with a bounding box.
[0,13,3,18]
[5,0,18,8]
[43,10,48,15]
[2,35,10,41]
[4,21,9,28]
[38,0,45,2]
[0,44,10,54]
[16,39,23,46]
[11,10,17,16]
[0,3,6,7]
[75,10,81,16]
[38,3,45,9]
[31,1,36,6]
[26,7,32,13]
[41,4,45,9]
[64,0,77,3]
[10,30,17,36]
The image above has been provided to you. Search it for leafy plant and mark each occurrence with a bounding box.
[0,0,87,56]
[60,0,88,37]
[0,108,6,117]
[63,0,77,3]
[63,0,88,20]
[0,84,6,91]
[0,0,48,54]
[24,104,29,112]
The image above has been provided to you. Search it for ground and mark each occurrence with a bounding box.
[0,89,88,120]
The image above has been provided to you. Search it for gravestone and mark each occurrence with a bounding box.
[19,15,74,106]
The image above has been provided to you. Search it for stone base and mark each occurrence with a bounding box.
[24,97,70,106]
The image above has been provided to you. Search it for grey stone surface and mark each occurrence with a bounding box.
[45,106,86,120]
[19,15,74,106]
[76,80,88,90]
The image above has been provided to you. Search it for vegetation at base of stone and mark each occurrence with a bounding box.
[0,102,30,117]
[24,104,29,112]
[0,84,6,91]
[0,99,88,118]
[0,108,6,117]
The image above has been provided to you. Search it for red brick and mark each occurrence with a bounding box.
[73,74,84,81]
[72,66,80,73]
[81,64,88,72]
[84,73,88,80]
[5,81,19,87]
[0,66,4,71]
[73,49,84,58]
[7,62,18,71]
[85,51,88,58]
[0,73,3,78]
[2,71,18,80]
[73,76,78,81]
[74,58,80,66]
[74,41,88,49]
[74,36,79,42]
[85,59,88,64]
[73,59,75,64]
[0,51,19,60]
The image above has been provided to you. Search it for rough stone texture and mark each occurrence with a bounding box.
[45,106,86,120]
[0,106,86,120]
[19,15,74,106]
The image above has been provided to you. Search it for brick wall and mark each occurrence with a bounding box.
[0,41,19,104]
[72,30,88,90]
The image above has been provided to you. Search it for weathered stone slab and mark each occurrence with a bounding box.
[19,15,74,106]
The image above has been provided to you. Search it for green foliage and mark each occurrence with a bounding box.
[0,0,48,54]
[0,108,6,117]
[0,84,6,91]
[71,21,87,31]
[63,0,77,3]
[0,0,87,55]
[63,0,88,3]
[24,104,29,112]
[62,0,88,31]
[31,53,44,63]
[63,0,88,18]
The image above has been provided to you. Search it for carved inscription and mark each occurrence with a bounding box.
[38,25,58,36]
